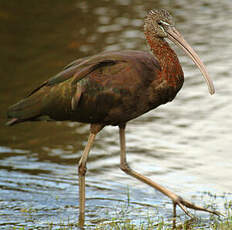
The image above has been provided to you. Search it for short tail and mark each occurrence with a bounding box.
[6,93,44,126]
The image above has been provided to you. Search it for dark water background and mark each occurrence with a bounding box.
[0,0,232,229]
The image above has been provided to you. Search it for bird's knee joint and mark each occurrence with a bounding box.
[120,162,131,173]
[78,162,87,176]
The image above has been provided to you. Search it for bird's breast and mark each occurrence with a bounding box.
[68,50,184,125]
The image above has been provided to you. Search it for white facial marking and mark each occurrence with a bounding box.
[159,25,165,33]
[160,20,170,26]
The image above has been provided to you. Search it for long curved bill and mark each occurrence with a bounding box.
[166,26,215,95]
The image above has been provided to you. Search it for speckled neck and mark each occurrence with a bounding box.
[145,32,184,89]
[145,33,179,69]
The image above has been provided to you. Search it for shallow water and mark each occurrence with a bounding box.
[0,0,232,229]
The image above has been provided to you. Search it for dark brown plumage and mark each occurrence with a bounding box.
[6,9,218,227]
[7,50,182,126]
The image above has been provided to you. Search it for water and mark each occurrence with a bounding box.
[0,0,232,229]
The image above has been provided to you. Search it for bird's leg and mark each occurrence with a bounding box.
[78,133,95,227]
[173,202,177,228]
[119,124,220,219]
[78,124,104,227]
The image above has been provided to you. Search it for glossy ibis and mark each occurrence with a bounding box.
[6,9,219,226]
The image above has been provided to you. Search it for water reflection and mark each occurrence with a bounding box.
[0,0,232,228]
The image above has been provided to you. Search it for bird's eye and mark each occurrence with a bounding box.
[157,21,162,25]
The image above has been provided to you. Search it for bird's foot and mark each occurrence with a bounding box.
[172,195,221,218]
